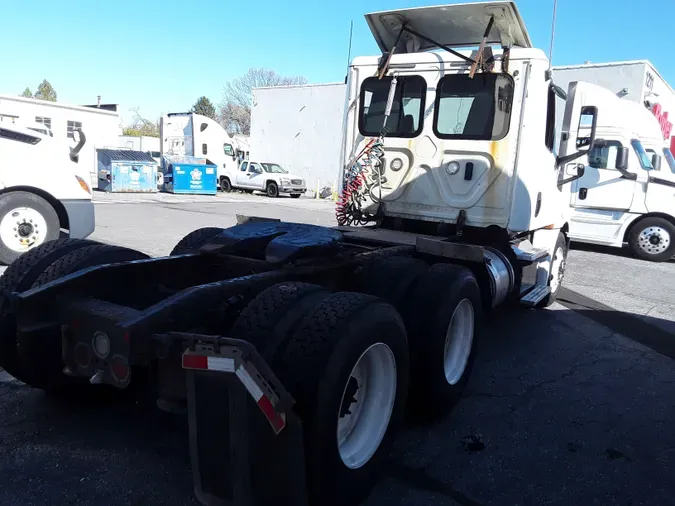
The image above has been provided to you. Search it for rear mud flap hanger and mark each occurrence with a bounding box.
[376,16,498,79]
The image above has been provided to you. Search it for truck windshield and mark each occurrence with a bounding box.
[261,163,287,174]
[663,148,675,174]
[434,73,514,141]
[631,139,654,170]
[359,75,426,138]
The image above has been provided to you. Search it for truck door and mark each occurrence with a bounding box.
[569,140,635,211]
[560,82,635,212]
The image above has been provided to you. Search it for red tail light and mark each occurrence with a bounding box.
[110,355,130,383]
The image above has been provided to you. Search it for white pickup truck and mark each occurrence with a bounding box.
[220,160,307,198]
[0,123,95,264]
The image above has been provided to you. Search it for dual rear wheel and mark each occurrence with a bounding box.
[230,257,481,505]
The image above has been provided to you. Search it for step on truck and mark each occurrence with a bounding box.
[0,2,597,505]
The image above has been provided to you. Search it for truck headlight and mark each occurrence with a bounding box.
[390,158,404,171]
[280,178,291,185]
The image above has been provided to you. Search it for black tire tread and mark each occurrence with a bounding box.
[170,227,224,255]
[32,244,148,287]
[230,282,329,361]
[276,292,381,415]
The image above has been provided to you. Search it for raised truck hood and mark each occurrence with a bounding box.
[364,1,532,54]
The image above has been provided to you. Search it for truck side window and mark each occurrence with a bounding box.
[433,73,514,141]
[224,144,234,156]
[545,85,556,152]
[358,75,426,138]
[240,162,248,172]
[587,141,622,169]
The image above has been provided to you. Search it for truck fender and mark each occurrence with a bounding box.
[0,185,69,230]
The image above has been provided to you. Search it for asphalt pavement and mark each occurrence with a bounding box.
[1,191,675,506]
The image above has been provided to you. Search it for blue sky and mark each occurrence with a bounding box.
[1,0,673,125]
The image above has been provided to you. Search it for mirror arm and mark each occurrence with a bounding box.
[618,169,637,180]
[556,150,585,167]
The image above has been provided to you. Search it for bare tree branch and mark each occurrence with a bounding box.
[219,68,307,135]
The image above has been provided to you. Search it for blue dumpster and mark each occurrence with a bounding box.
[97,149,158,193]
[162,155,217,195]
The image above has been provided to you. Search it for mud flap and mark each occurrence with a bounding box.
[181,335,309,506]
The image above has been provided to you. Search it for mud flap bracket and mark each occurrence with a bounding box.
[179,333,309,506]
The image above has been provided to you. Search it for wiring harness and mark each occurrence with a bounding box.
[335,137,385,226]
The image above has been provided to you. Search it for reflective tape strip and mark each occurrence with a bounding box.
[182,353,235,372]
[207,356,235,372]
[236,365,286,434]
[235,366,264,401]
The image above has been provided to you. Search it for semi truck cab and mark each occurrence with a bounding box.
[561,82,675,261]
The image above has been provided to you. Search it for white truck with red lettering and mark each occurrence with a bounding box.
[561,83,675,261]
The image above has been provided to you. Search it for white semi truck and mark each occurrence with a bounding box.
[563,83,675,261]
[0,2,604,505]
[159,112,249,190]
[0,122,94,264]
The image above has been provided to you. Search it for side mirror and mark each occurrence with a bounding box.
[576,106,598,153]
[557,105,599,167]
[652,153,662,171]
[558,163,586,187]
[615,147,629,171]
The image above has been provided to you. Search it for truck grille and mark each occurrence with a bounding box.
[291,179,303,186]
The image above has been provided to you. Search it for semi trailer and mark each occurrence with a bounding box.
[0,2,598,505]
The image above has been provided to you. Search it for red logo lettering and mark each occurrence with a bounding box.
[652,103,673,140]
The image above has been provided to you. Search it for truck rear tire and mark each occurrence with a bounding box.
[170,227,224,255]
[16,244,149,392]
[230,282,330,361]
[351,255,428,310]
[403,263,481,422]
[275,292,409,506]
[0,191,61,265]
[628,216,675,262]
[0,238,98,381]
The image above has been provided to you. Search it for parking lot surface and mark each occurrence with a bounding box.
[2,192,675,506]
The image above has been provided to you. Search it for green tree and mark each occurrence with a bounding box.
[191,96,216,120]
[219,69,307,135]
[34,79,57,102]
[20,87,33,98]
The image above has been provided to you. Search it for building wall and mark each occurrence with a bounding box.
[117,135,160,154]
[0,94,121,187]
[250,83,346,191]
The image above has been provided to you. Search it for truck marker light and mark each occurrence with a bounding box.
[445,161,460,175]
[75,175,91,195]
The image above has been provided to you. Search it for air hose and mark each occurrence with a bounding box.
[336,75,398,226]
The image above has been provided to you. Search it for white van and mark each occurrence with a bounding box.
[563,83,675,261]
[0,123,95,264]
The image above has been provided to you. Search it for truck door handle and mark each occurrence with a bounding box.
[579,188,588,200]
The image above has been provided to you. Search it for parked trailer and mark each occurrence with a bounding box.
[0,2,600,505]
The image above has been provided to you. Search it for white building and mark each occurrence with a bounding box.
[250,83,346,192]
[118,135,160,156]
[553,60,675,152]
[0,94,122,188]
